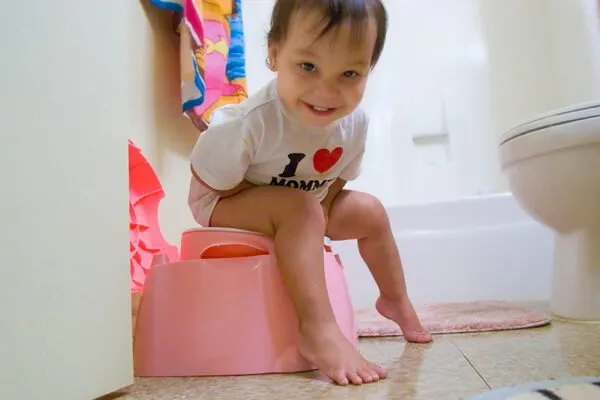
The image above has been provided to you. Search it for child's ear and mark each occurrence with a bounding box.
[266,40,279,71]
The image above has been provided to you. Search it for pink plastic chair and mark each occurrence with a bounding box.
[133,227,357,377]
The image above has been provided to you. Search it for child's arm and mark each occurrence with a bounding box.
[189,109,257,198]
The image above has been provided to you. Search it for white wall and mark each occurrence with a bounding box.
[353,0,501,205]
[1,1,135,398]
[482,0,600,136]
[129,2,203,246]
[548,0,600,106]
[134,0,600,244]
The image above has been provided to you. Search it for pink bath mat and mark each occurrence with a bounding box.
[356,301,550,337]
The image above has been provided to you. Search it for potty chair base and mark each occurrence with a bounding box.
[133,228,357,377]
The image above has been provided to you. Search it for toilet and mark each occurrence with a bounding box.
[133,227,357,377]
[499,101,600,321]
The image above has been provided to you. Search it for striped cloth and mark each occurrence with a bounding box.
[467,377,600,400]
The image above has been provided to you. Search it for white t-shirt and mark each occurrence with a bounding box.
[188,79,369,226]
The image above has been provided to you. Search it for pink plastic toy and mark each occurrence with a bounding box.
[128,140,178,292]
[133,227,357,377]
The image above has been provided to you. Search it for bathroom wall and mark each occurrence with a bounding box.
[2,1,136,397]
[352,0,501,205]
[549,0,600,106]
[129,2,201,244]
[132,0,600,244]
[481,0,600,136]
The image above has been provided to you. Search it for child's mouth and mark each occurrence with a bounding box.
[303,102,337,117]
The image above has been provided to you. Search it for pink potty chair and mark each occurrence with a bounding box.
[133,228,357,377]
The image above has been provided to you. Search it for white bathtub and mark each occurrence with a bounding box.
[333,193,555,310]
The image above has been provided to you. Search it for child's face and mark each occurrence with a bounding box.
[269,9,377,128]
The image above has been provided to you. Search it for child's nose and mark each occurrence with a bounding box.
[312,78,341,100]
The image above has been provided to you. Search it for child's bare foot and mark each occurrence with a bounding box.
[297,323,387,385]
[376,296,432,343]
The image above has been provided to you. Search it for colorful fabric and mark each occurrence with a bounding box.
[150,0,248,131]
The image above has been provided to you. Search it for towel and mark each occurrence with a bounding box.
[151,0,248,131]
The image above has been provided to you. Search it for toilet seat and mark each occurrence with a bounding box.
[500,101,600,145]
[499,101,600,167]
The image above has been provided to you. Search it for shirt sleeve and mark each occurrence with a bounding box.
[338,109,369,181]
[190,108,255,191]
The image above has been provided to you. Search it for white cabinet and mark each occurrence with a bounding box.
[0,1,134,398]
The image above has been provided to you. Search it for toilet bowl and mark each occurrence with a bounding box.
[499,101,600,321]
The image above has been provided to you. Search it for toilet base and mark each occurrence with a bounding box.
[550,228,600,321]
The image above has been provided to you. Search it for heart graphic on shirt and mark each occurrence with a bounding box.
[313,147,343,173]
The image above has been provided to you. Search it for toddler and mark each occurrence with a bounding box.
[189,0,431,386]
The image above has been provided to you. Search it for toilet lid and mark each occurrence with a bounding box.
[500,101,600,145]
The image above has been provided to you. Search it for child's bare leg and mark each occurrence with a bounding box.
[210,186,387,385]
[327,190,432,343]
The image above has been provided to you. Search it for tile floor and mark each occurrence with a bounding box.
[109,304,600,400]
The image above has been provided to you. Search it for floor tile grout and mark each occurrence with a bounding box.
[451,337,491,390]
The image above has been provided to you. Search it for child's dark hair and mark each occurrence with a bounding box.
[267,0,388,68]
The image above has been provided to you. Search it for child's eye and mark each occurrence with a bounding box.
[343,70,359,78]
[299,63,316,72]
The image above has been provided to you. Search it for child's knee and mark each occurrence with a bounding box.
[269,187,325,228]
[361,194,390,232]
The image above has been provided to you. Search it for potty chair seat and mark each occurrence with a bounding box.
[133,227,357,377]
